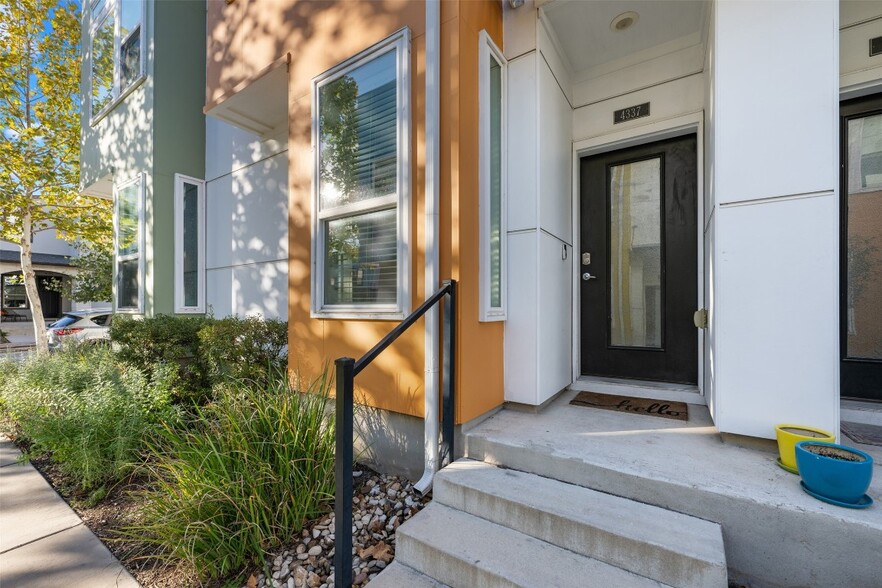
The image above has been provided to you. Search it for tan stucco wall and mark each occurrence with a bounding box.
[206,0,503,424]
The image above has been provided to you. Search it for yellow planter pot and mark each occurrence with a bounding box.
[775,424,836,474]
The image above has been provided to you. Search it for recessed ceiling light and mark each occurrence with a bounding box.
[610,11,639,32]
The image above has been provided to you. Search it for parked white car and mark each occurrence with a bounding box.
[47,310,113,349]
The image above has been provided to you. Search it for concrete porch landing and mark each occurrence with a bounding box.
[464,390,882,588]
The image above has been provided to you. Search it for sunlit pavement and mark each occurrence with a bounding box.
[0,437,140,588]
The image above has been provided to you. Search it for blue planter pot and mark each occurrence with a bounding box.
[795,441,874,507]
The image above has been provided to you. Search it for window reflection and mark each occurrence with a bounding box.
[846,114,882,360]
[609,158,662,348]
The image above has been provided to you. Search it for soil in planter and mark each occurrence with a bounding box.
[805,444,866,462]
[780,427,831,438]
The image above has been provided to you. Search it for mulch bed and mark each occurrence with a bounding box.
[12,433,427,588]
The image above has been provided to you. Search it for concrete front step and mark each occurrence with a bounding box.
[394,502,670,588]
[464,396,882,588]
[366,561,449,587]
[433,459,727,588]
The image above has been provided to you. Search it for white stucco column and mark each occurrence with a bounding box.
[706,0,840,438]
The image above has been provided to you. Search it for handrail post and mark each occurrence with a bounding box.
[333,280,457,585]
[334,357,355,588]
[441,279,457,467]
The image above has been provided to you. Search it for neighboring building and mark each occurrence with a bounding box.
[79,0,288,321]
[79,0,207,317]
[0,232,103,321]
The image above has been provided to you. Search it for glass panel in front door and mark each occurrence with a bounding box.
[846,113,882,361]
[609,157,662,348]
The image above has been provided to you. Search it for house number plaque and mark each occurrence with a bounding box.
[614,102,650,124]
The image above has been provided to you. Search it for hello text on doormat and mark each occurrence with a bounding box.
[570,391,689,421]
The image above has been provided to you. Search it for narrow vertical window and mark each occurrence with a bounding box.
[479,31,507,321]
[175,175,205,313]
[91,9,114,116]
[312,29,410,318]
[119,0,142,89]
[115,176,143,311]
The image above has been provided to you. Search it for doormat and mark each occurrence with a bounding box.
[570,391,689,421]
[841,421,882,447]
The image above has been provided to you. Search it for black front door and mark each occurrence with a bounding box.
[841,94,882,401]
[37,275,61,319]
[580,135,698,384]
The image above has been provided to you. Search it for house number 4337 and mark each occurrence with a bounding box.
[614,102,650,124]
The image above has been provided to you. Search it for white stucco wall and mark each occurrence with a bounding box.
[707,0,840,439]
[504,18,574,406]
[1,230,78,259]
[204,118,288,320]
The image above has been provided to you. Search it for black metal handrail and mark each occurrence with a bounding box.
[334,279,457,588]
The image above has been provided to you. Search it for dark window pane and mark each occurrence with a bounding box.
[120,26,141,89]
[609,157,662,349]
[182,182,199,307]
[324,209,397,306]
[846,114,882,360]
[118,258,139,309]
[2,275,27,309]
[91,314,110,326]
[489,54,503,309]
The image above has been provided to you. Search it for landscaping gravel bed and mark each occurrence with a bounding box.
[243,468,431,588]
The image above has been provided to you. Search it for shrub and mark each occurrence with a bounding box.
[131,368,335,580]
[110,314,212,403]
[0,345,178,491]
[111,314,289,403]
[198,316,288,389]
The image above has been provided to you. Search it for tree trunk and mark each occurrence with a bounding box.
[21,207,49,354]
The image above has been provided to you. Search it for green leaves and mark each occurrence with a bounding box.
[0,346,179,492]
[1,0,111,353]
[0,0,110,248]
[130,371,336,580]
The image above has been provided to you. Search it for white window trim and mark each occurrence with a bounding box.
[174,174,206,314]
[479,30,507,322]
[310,28,411,320]
[89,0,147,124]
[113,173,145,314]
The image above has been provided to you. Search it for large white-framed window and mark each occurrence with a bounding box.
[90,0,145,120]
[311,28,411,319]
[114,174,145,313]
[174,174,205,314]
[479,30,507,321]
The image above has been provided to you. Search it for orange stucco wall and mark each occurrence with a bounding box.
[206,0,503,424]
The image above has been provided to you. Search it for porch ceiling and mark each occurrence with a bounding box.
[204,53,290,138]
[81,175,113,199]
[539,0,707,75]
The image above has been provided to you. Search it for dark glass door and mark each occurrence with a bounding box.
[841,94,882,401]
[580,135,698,384]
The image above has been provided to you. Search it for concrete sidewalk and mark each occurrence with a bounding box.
[0,437,139,588]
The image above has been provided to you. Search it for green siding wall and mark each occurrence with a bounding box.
[150,0,206,316]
